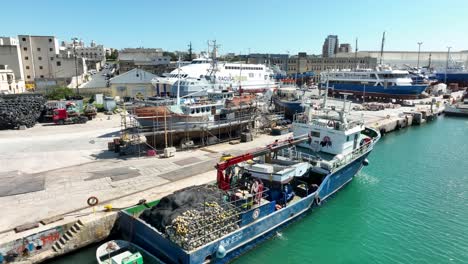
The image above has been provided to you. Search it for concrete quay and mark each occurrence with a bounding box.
[0,93,459,263]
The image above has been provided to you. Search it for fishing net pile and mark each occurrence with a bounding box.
[0,94,46,129]
[140,185,240,250]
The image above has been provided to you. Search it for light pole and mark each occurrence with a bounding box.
[71,37,80,95]
[417,42,423,68]
[445,46,451,84]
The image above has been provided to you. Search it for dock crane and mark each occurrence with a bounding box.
[216,135,311,190]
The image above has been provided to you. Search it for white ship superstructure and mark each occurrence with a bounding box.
[152,58,278,96]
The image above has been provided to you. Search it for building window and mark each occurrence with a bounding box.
[22,37,26,41]
[37,48,41,51]
[26,66,30,69]
[27,75,30,79]
[50,57,54,61]
[49,48,53,52]
[23,47,27,51]
[40,75,44,78]
[25,56,28,60]
[39,66,43,69]
[38,56,42,60]
[49,38,52,42]
[56,61,61,66]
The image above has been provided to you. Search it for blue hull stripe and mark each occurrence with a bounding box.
[328,83,427,97]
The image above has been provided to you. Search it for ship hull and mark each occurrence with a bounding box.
[117,152,371,264]
[272,97,304,120]
[435,73,468,86]
[327,83,428,99]
[444,105,468,117]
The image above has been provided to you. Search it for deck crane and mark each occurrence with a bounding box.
[216,134,311,190]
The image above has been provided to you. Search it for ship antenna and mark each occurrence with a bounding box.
[354,37,359,70]
[322,69,329,108]
[177,55,181,106]
[379,31,385,65]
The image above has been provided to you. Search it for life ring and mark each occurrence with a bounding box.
[315,196,322,206]
[87,196,99,206]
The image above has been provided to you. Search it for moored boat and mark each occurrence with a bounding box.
[96,240,162,264]
[117,94,380,263]
[321,66,428,99]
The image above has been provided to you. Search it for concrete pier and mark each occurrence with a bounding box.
[0,92,461,263]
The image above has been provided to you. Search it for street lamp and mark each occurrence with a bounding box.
[417,42,423,68]
[445,46,452,84]
[71,37,80,95]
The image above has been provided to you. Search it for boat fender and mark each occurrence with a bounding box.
[363,158,369,166]
[216,245,227,259]
[315,196,322,206]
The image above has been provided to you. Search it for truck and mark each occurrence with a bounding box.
[53,102,88,125]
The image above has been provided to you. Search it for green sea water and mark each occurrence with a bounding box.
[46,116,468,264]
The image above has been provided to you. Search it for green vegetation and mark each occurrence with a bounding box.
[106,49,118,60]
[163,51,177,61]
[45,87,74,100]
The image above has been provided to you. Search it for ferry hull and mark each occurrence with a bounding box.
[117,153,371,263]
[327,83,428,99]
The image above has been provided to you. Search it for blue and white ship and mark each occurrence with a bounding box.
[434,64,468,86]
[117,95,380,264]
[320,66,428,99]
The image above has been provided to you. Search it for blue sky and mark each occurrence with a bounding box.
[2,0,467,54]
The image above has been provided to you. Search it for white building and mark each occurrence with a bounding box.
[0,37,26,88]
[16,35,87,89]
[0,65,25,94]
[61,40,106,62]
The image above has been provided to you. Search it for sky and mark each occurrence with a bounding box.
[2,0,468,54]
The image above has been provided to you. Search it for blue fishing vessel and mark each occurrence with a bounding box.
[117,94,380,264]
[434,64,468,86]
[320,67,428,99]
[272,87,321,120]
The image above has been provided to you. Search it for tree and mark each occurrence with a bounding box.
[163,52,177,61]
[45,87,74,100]
[106,49,118,61]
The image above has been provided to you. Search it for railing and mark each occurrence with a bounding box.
[277,132,380,172]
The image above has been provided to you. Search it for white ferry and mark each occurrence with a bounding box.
[152,58,278,96]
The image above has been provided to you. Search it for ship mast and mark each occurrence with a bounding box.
[379,31,386,65]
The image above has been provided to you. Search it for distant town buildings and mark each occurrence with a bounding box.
[60,40,107,70]
[322,35,339,58]
[118,48,170,75]
[339,43,352,53]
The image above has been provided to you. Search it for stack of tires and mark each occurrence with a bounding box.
[0,94,46,129]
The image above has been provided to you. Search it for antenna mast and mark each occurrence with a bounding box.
[379,31,386,65]
[187,42,192,61]
[354,37,358,70]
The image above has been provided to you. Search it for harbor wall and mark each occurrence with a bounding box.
[0,213,118,263]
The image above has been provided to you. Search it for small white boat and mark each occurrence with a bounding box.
[96,240,161,264]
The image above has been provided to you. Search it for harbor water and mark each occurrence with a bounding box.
[46,116,468,264]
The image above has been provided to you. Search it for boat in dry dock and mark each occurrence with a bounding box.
[117,95,381,263]
[132,90,258,148]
